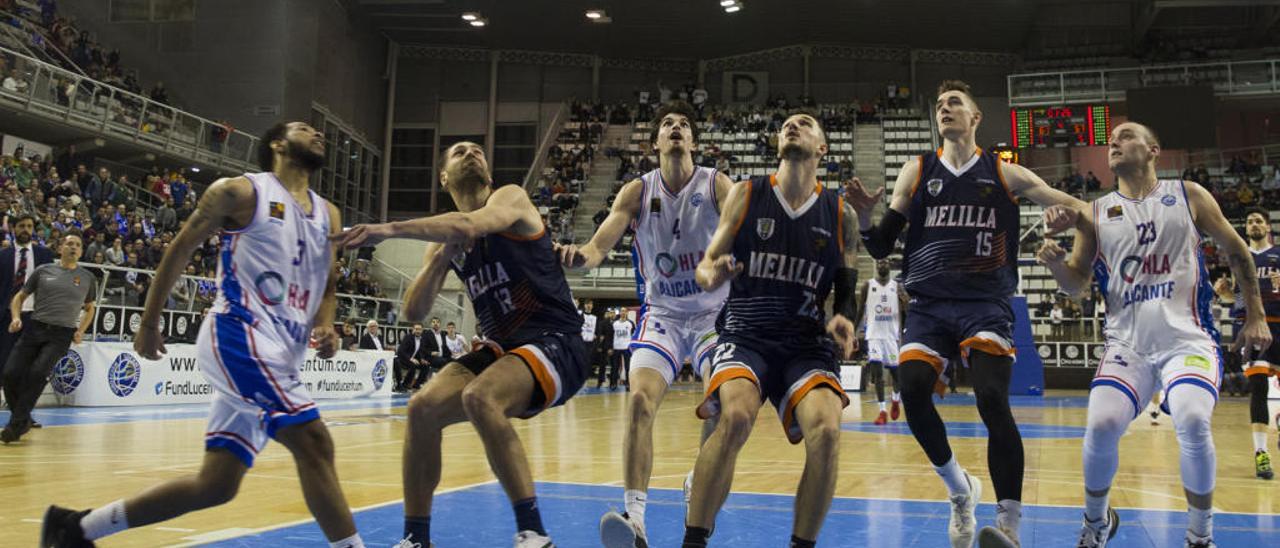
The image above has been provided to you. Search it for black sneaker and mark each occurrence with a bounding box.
[31,419,42,428]
[40,505,96,547]
[0,422,21,444]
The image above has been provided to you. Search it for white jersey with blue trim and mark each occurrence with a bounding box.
[1091,179,1219,354]
[863,278,901,341]
[631,166,728,316]
[212,172,332,355]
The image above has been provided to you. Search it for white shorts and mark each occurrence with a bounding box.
[1091,340,1221,419]
[630,307,719,385]
[866,338,900,366]
[196,314,318,467]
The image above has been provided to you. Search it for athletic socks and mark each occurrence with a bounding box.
[1254,431,1268,453]
[790,534,816,548]
[80,500,129,541]
[1083,491,1110,522]
[1188,505,1213,539]
[878,401,887,412]
[513,497,547,536]
[624,489,647,532]
[892,392,900,402]
[682,526,711,548]
[934,455,970,497]
[403,515,431,544]
[996,499,1022,537]
[329,533,365,548]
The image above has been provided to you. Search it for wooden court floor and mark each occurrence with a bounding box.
[1,386,1278,546]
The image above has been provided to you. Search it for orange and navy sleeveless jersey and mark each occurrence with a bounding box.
[1231,245,1280,322]
[902,149,1020,300]
[449,223,582,350]
[716,175,844,340]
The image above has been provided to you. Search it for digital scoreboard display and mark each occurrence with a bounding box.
[1010,105,1110,148]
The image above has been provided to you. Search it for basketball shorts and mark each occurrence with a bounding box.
[1234,320,1280,378]
[865,338,900,367]
[697,334,850,444]
[900,296,1016,393]
[630,307,719,384]
[465,331,590,419]
[197,314,318,468]
[1091,340,1222,418]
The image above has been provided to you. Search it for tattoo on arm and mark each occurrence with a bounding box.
[1228,251,1260,300]
[842,203,859,268]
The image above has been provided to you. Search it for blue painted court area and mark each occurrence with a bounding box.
[931,394,1091,408]
[205,481,1279,547]
[842,420,1086,439]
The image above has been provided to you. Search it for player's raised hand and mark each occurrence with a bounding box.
[1043,205,1078,236]
[134,324,167,360]
[696,254,742,291]
[826,315,857,359]
[330,223,393,249]
[842,177,883,217]
[1213,276,1232,297]
[1236,316,1274,360]
[1037,240,1068,266]
[313,325,339,359]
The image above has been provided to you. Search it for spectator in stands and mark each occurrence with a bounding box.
[149,174,170,200]
[170,173,190,208]
[1050,298,1065,338]
[123,254,149,306]
[176,198,195,223]
[148,81,168,104]
[155,197,177,232]
[340,320,359,351]
[1,68,27,93]
[104,237,124,266]
[1085,171,1101,192]
[1238,183,1256,207]
[84,231,106,261]
[592,205,609,228]
[359,319,384,351]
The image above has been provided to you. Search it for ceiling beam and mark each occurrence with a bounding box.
[1132,1,1162,49]
[1155,0,1280,7]
[356,0,444,6]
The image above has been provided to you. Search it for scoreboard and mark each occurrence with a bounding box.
[1010,105,1110,148]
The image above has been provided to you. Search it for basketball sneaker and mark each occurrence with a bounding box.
[873,410,888,425]
[978,526,1018,548]
[392,535,432,548]
[1184,533,1215,548]
[1076,507,1119,548]
[949,471,982,548]
[40,505,95,548]
[514,530,554,548]
[599,511,648,548]
[890,400,901,420]
[1256,450,1274,480]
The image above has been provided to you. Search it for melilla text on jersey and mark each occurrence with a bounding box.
[923,205,998,229]
[463,261,511,300]
[747,251,825,290]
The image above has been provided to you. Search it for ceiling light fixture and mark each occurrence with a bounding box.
[719,0,735,6]
[724,3,742,13]
[470,18,487,27]
[585,9,604,19]
[461,12,480,21]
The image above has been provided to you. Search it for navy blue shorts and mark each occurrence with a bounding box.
[477,331,590,418]
[900,296,1016,384]
[1234,319,1280,378]
[698,335,850,444]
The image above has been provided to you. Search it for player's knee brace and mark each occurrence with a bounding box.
[1249,374,1270,425]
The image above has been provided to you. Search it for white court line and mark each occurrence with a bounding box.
[170,479,497,547]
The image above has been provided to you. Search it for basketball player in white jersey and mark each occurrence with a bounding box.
[41,122,365,548]
[857,259,907,425]
[611,310,636,390]
[1039,122,1271,548]
[556,100,733,547]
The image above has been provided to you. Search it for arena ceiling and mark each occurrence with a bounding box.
[342,0,1280,60]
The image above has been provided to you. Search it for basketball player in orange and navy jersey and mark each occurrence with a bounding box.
[684,113,858,548]
[845,80,1085,548]
[335,141,587,548]
[1214,208,1280,480]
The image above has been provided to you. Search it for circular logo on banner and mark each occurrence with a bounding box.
[1038,344,1053,358]
[254,271,286,305]
[372,359,388,391]
[176,316,188,336]
[51,350,85,395]
[108,353,141,397]
[1065,345,1081,359]
[1089,344,1105,360]
[102,310,117,332]
[128,312,142,333]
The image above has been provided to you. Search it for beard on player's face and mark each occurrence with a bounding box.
[285,137,325,172]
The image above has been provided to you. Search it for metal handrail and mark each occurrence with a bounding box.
[523,100,571,190]
[0,10,87,77]
[1008,57,1280,106]
[0,44,258,172]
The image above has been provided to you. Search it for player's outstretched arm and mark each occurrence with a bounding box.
[827,201,861,358]
[854,281,870,337]
[695,180,749,291]
[311,203,344,359]
[402,241,463,321]
[1186,181,1273,353]
[1001,161,1086,211]
[850,160,915,259]
[1038,204,1097,296]
[333,185,539,248]
[137,177,253,359]
[558,179,642,271]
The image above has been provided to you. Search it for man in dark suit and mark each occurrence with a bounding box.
[423,316,453,371]
[0,214,54,406]
[394,323,430,393]
[359,319,384,351]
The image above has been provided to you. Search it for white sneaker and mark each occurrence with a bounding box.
[683,470,694,505]
[1076,507,1119,548]
[514,530,554,548]
[392,534,431,548]
[1184,534,1215,548]
[949,471,982,548]
[599,510,648,548]
[978,525,1019,547]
